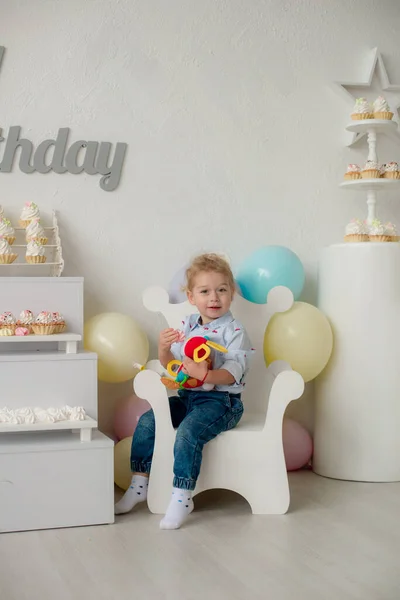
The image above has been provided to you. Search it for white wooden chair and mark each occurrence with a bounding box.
[134,286,304,515]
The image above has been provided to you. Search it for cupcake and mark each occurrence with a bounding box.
[351,98,373,120]
[52,312,66,333]
[369,218,390,242]
[26,218,48,245]
[361,160,380,179]
[344,164,361,181]
[384,222,399,242]
[19,202,40,228]
[0,237,17,264]
[17,310,34,333]
[373,96,393,120]
[344,219,369,242]
[0,312,17,334]
[31,311,56,335]
[0,218,15,245]
[382,162,400,180]
[26,240,46,264]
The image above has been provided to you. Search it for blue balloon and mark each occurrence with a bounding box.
[236,246,305,304]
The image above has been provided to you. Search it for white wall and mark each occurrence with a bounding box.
[1,0,400,433]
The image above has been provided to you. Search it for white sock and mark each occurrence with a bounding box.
[159,488,194,530]
[114,474,149,515]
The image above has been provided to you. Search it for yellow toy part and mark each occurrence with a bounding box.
[206,340,228,354]
[167,359,182,378]
[193,343,210,363]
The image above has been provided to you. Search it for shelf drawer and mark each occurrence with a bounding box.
[0,351,98,418]
[0,431,114,532]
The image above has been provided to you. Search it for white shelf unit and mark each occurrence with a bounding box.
[0,276,114,532]
[0,210,64,277]
[0,332,82,354]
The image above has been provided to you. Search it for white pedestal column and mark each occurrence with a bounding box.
[314,243,400,482]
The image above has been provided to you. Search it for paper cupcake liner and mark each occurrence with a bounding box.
[4,236,16,245]
[351,113,373,120]
[361,169,380,179]
[369,235,391,242]
[0,323,16,333]
[26,236,48,245]
[0,254,17,264]
[25,255,47,264]
[344,172,361,180]
[31,324,57,335]
[383,171,400,179]
[344,234,369,243]
[54,323,67,333]
[374,111,393,120]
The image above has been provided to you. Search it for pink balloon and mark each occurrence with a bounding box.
[283,418,313,471]
[113,394,151,441]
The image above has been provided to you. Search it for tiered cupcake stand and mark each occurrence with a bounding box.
[0,210,64,277]
[0,277,114,532]
[313,119,400,482]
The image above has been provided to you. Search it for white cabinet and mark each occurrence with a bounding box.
[0,431,114,533]
[0,277,114,532]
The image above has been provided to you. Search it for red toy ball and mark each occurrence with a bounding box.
[184,336,208,361]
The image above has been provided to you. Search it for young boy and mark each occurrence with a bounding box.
[115,253,253,529]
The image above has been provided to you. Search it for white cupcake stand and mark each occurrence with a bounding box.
[314,119,400,482]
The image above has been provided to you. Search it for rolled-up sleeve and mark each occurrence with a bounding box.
[222,329,253,385]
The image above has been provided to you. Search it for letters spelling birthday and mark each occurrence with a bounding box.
[0,126,127,191]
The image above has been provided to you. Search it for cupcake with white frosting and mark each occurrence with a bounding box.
[31,311,56,335]
[17,310,34,333]
[361,160,380,179]
[26,218,48,245]
[19,202,40,228]
[344,164,361,181]
[0,312,17,334]
[373,96,393,120]
[0,218,15,245]
[369,218,390,242]
[0,237,17,264]
[344,219,369,243]
[351,98,373,120]
[26,240,46,264]
[384,222,399,242]
[382,162,400,180]
[52,312,66,333]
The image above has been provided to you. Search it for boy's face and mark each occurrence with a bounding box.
[187,271,233,324]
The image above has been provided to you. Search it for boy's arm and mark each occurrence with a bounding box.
[204,369,235,386]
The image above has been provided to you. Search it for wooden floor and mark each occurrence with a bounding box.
[0,472,399,600]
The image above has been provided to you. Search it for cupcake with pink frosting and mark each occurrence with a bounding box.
[31,311,56,335]
[0,312,17,334]
[17,310,34,333]
[344,164,361,181]
[382,162,400,180]
[52,312,66,333]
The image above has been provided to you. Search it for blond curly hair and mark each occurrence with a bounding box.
[185,253,235,292]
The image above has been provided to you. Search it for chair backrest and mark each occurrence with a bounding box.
[143,286,294,413]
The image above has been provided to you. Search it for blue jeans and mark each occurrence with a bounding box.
[130,389,244,491]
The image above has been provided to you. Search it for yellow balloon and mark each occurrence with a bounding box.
[114,437,133,491]
[264,302,333,382]
[84,312,149,383]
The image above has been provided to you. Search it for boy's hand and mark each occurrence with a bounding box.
[159,328,179,351]
[182,357,208,381]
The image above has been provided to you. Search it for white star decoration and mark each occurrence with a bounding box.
[336,47,400,146]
